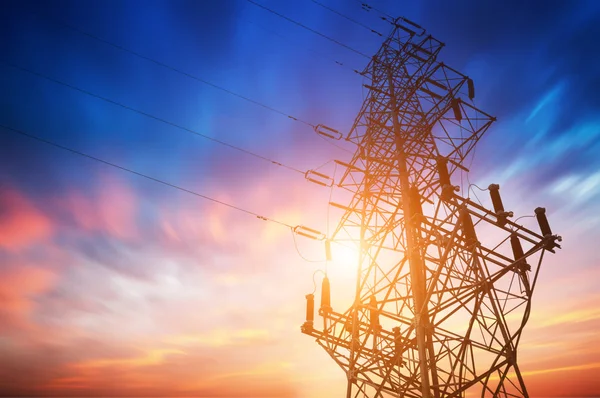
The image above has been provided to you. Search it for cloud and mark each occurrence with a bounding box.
[525,362,600,397]
[164,328,271,348]
[0,260,59,336]
[71,348,186,369]
[60,173,138,240]
[36,343,297,398]
[0,187,53,251]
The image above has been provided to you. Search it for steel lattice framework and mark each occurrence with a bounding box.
[301,17,561,398]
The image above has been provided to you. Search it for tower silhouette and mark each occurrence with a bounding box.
[302,16,561,398]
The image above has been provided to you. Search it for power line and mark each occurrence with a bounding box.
[354,1,420,33]
[247,19,355,73]
[309,0,383,37]
[245,0,371,59]
[29,10,316,128]
[1,60,306,175]
[353,0,395,21]
[0,123,294,229]
[25,10,356,155]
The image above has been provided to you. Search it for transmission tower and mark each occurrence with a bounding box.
[301,16,561,398]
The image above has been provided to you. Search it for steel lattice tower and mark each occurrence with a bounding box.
[301,17,561,398]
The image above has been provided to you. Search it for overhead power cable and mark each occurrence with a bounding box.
[26,11,355,155]
[1,60,305,175]
[247,19,354,72]
[0,123,294,229]
[245,0,371,59]
[309,0,383,37]
[353,0,395,21]
[29,10,316,128]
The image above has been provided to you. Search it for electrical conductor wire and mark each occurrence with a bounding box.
[247,19,353,72]
[26,10,360,156]
[1,60,305,175]
[0,123,294,229]
[30,11,316,129]
[309,0,383,36]
[246,0,371,59]
[353,0,395,21]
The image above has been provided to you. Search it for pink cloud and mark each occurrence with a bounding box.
[155,173,318,256]
[157,200,230,249]
[62,173,138,240]
[0,188,53,251]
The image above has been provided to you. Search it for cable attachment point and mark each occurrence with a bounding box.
[305,170,334,187]
[301,293,315,333]
[293,225,326,241]
[315,124,342,140]
[488,184,513,226]
[395,17,426,36]
[534,207,562,250]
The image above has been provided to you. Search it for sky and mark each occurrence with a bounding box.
[0,0,599,397]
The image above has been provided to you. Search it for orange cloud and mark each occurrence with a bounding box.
[40,347,187,395]
[164,328,270,348]
[38,343,297,397]
[524,361,600,377]
[0,188,53,251]
[526,362,600,397]
[0,263,58,334]
[177,358,297,398]
[72,348,186,369]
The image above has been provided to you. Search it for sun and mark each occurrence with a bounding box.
[327,241,361,280]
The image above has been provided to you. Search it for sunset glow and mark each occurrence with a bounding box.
[1,0,599,397]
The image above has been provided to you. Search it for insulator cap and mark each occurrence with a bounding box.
[393,326,404,366]
[344,318,353,333]
[488,183,507,226]
[460,208,478,246]
[314,124,342,140]
[468,78,475,100]
[510,234,529,271]
[325,240,332,262]
[437,157,453,200]
[452,98,462,122]
[488,183,500,193]
[437,157,450,186]
[393,326,401,353]
[305,170,333,187]
[369,296,380,329]
[293,225,325,240]
[535,207,552,237]
[409,185,423,218]
[305,294,314,323]
[321,276,331,311]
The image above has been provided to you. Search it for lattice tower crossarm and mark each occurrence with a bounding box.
[301,16,561,398]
